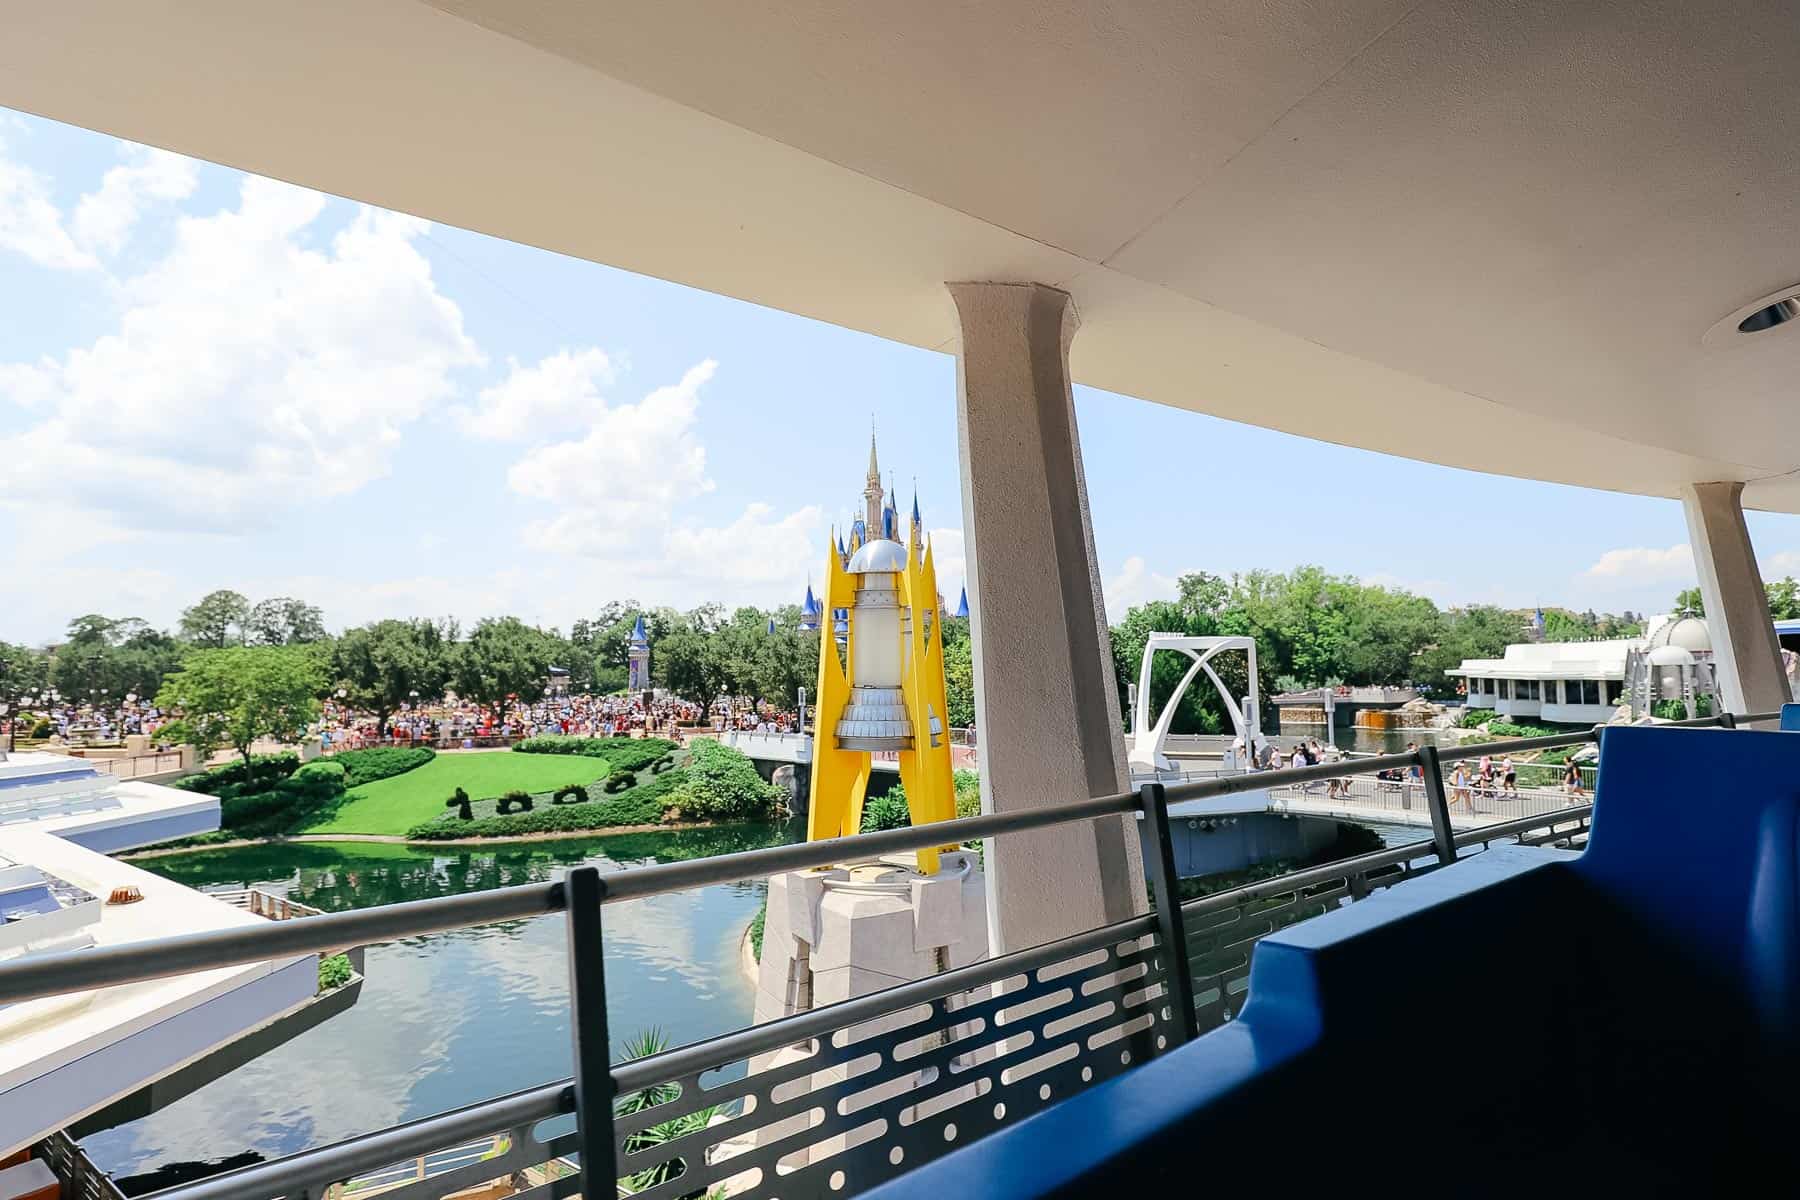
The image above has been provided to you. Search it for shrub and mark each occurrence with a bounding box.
[514,736,676,773]
[1459,708,1497,729]
[750,899,767,962]
[650,755,675,774]
[1487,720,1569,739]
[331,745,434,788]
[217,758,346,836]
[318,953,354,991]
[553,783,589,805]
[29,718,51,738]
[446,788,473,820]
[662,739,781,821]
[178,752,300,796]
[860,792,911,832]
[496,790,535,815]
[603,771,638,794]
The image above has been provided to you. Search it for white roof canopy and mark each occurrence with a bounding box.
[9,2,1800,506]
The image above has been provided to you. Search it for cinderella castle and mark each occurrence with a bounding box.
[798,433,967,633]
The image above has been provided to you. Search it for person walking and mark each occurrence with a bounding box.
[1452,761,1473,811]
[1564,757,1585,798]
[1501,755,1518,797]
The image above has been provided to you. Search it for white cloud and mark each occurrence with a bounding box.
[0,175,483,531]
[662,503,826,588]
[511,359,715,548]
[71,146,198,255]
[1583,543,1695,582]
[925,527,966,604]
[0,134,93,269]
[1104,555,1178,619]
[454,347,616,440]
[0,138,197,270]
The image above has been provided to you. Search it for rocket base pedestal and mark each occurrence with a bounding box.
[716,854,987,1187]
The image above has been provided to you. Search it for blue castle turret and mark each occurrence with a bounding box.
[627,614,651,693]
[954,587,969,619]
[800,583,822,632]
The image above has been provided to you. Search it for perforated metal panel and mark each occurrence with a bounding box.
[610,929,1176,1200]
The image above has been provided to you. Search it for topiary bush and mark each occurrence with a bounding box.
[650,755,676,774]
[513,736,676,773]
[405,769,694,839]
[496,790,535,815]
[604,771,638,794]
[553,783,589,805]
[332,745,435,788]
[446,787,473,820]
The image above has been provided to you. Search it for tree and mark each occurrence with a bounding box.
[0,641,49,705]
[450,617,556,725]
[752,610,815,712]
[331,619,452,733]
[941,616,975,729]
[1414,605,1517,695]
[154,646,324,768]
[47,615,183,701]
[248,597,327,645]
[654,626,729,718]
[180,590,252,648]
[1768,577,1800,621]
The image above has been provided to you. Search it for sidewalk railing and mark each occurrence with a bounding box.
[0,710,1770,1200]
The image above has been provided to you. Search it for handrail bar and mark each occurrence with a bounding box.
[0,792,1139,1006]
[153,1083,571,1200]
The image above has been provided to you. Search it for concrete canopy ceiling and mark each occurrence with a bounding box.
[6,1,1800,508]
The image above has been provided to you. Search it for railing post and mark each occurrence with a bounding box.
[1417,745,1457,866]
[563,866,618,1197]
[1137,783,1200,1044]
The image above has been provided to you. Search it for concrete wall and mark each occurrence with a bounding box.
[1143,812,1341,880]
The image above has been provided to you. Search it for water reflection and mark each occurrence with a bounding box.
[83,823,796,1179]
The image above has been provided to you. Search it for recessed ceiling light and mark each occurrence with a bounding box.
[1738,297,1800,333]
[1703,285,1800,347]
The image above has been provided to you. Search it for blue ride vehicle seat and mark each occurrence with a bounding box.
[869,725,1800,1197]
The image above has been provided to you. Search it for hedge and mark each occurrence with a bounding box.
[178,753,300,796]
[1459,708,1497,729]
[513,736,676,773]
[217,759,346,836]
[404,769,692,839]
[331,745,435,788]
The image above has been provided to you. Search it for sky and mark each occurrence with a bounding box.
[4,106,1799,647]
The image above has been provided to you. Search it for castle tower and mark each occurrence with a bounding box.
[863,430,885,531]
[626,614,651,694]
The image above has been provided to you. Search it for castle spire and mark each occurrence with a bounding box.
[863,423,885,532]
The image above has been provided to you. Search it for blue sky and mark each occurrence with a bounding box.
[3,107,1795,645]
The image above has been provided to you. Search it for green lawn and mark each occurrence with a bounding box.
[302,751,612,835]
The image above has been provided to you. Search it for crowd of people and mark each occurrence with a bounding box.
[317,691,804,752]
[5,696,180,745]
[1227,734,1589,811]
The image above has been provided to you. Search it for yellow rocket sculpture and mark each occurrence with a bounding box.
[807,444,958,873]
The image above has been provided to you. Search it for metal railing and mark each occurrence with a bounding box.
[0,711,1769,1200]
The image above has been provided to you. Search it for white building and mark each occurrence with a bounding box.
[0,754,322,1157]
[1456,615,1720,724]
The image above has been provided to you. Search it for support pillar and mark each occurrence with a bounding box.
[948,281,1145,954]
[1681,481,1789,716]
